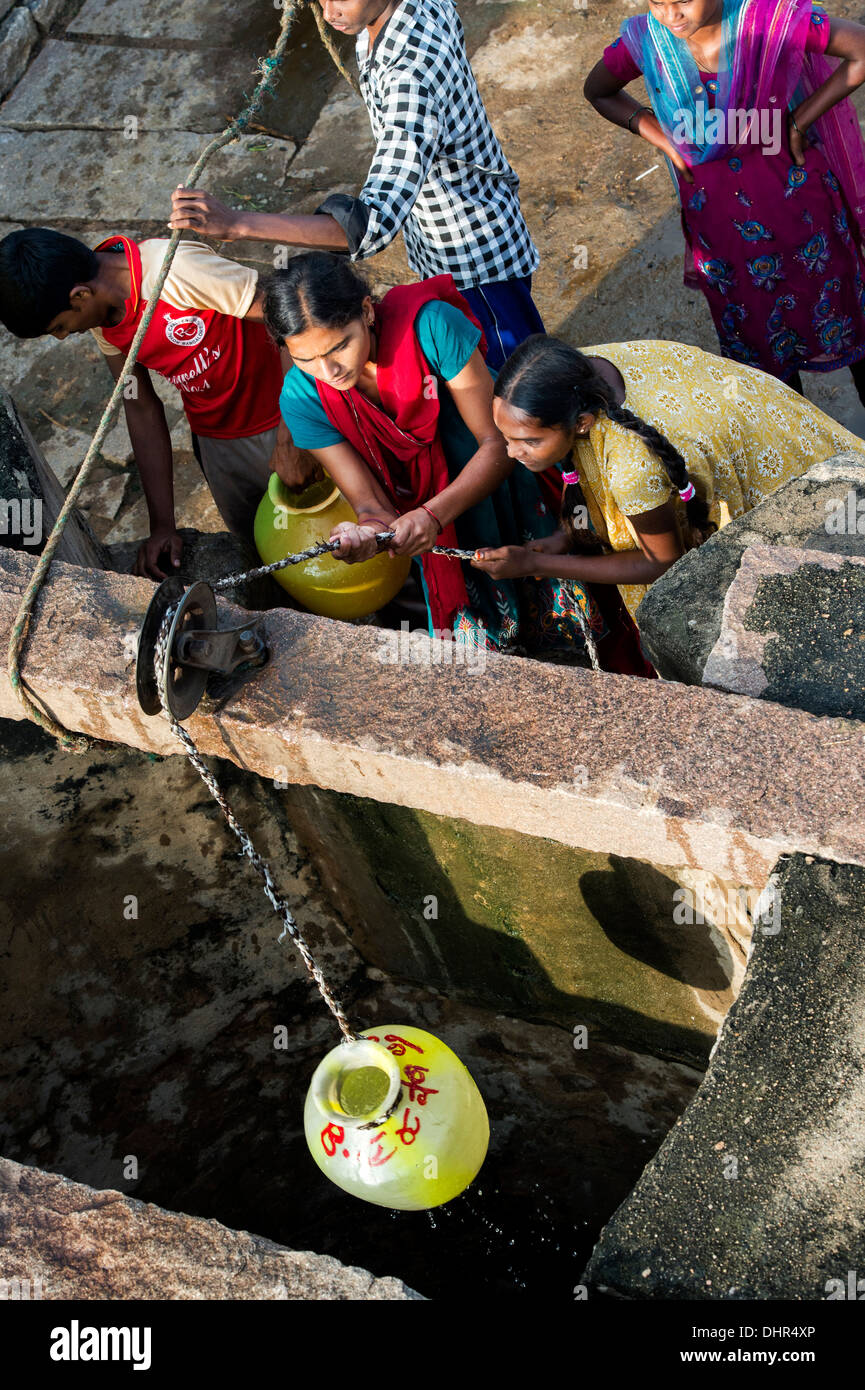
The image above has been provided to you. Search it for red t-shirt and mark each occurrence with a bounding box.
[93,236,282,439]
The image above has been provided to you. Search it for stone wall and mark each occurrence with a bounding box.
[0,1158,422,1299]
[278,785,745,1063]
[584,854,865,1300]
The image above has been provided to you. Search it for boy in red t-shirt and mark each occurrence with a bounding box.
[0,228,303,578]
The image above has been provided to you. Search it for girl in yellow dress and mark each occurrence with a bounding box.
[473,336,864,620]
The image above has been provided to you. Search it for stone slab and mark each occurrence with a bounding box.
[41,420,138,485]
[39,424,93,487]
[584,853,865,1300]
[637,455,865,685]
[68,0,279,46]
[2,547,865,883]
[703,543,865,720]
[78,467,127,525]
[0,7,38,101]
[24,0,64,33]
[0,40,294,134]
[0,1158,422,1298]
[0,128,297,221]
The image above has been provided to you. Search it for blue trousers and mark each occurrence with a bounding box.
[462,275,545,373]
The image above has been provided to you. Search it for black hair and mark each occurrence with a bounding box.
[494,335,711,537]
[261,251,371,345]
[0,228,99,338]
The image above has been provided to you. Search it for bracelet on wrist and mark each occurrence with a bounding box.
[419,502,443,534]
[627,106,649,132]
[357,516,392,532]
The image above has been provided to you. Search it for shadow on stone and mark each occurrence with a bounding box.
[579,856,735,995]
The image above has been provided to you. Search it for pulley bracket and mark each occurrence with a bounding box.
[136,578,267,721]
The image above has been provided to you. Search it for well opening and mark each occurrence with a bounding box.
[0,714,712,1297]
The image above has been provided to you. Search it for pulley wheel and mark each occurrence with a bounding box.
[135,579,217,720]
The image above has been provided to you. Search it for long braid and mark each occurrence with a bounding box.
[604,400,711,532]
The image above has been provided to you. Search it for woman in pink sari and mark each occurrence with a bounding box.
[585,0,865,396]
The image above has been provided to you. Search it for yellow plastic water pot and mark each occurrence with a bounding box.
[304,1025,489,1210]
[253,473,410,619]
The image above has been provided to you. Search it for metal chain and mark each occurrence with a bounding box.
[213,531,602,667]
[153,590,358,1043]
[211,531,479,592]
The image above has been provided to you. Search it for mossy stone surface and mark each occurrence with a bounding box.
[281,786,738,1066]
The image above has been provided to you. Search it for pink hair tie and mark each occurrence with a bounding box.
[561,470,580,486]
[678,481,696,501]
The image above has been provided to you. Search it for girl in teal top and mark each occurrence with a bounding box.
[265,253,604,657]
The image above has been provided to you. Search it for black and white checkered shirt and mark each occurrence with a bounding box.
[318,0,538,289]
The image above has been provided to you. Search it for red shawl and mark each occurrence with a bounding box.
[315,275,487,631]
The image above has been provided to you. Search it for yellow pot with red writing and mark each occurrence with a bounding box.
[253,473,410,619]
[303,1026,489,1209]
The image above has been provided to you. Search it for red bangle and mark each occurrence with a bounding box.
[420,503,443,534]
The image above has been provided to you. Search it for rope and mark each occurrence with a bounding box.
[309,3,361,96]
[5,0,348,752]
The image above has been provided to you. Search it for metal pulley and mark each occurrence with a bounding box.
[136,578,268,721]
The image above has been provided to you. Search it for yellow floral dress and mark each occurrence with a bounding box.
[574,341,865,618]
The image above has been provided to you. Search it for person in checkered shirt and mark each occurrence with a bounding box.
[170,0,544,372]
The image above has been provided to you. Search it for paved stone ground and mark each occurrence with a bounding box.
[2,0,865,549]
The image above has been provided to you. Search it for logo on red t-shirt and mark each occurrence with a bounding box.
[164,312,206,348]
[94,236,282,439]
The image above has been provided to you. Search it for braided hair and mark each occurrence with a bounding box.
[494,336,711,536]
